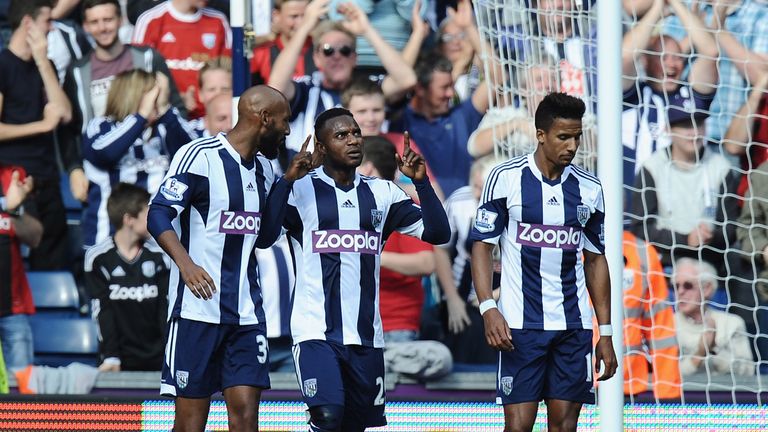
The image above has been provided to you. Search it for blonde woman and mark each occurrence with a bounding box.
[82,69,196,248]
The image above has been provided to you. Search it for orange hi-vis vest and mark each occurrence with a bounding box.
[621,231,681,400]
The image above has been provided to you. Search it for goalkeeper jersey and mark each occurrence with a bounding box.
[470,154,605,331]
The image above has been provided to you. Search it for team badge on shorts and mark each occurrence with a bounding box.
[576,205,589,227]
[371,209,383,229]
[176,370,189,389]
[500,376,514,395]
[303,378,318,398]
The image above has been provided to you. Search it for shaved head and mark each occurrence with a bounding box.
[229,85,291,160]
[238,85,289,118]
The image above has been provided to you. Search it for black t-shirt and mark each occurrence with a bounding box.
[85,239,169,371]
[0,49,57,179]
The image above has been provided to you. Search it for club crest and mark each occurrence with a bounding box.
[303,378,317,398]
[500,376,513,395]
[176,370,189,389]
[142,261,156,278]
[371,209,384,229]
[201,33,217,49]
[576,205,589,227]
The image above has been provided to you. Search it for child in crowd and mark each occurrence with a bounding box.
[84,183,168,372]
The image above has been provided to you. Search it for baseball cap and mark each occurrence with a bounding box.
[666,97,708,128]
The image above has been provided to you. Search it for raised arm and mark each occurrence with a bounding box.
[29,23,71,124]
[709,2,768,86]
[621,0,665,91]
[338,2,416,100]
[4,171,42,247]
[401,0,430,67]
[668,0,718,94]
[723,74,768,156]
[268,0,330,102]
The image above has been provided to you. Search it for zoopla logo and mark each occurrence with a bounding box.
[516,223,581,250]
[219,211,261,235]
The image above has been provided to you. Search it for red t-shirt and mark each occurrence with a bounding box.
[378,232,432,332]
[0,165,35,317]
[132,3,232,119]
[250,37,313,84]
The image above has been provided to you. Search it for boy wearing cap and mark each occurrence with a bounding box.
[628,105,739,272]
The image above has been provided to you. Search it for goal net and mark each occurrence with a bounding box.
[472,0,768,407]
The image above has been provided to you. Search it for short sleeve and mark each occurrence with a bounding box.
[583,187,606,254]
[469,165,510,244]
[150,143,209,216]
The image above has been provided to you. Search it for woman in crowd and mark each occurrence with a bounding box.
[81,69,197,248]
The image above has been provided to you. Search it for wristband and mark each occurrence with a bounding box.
[478,299,498,316]
[598,324,613,337]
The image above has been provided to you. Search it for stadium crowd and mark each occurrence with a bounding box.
[1,0,768,401]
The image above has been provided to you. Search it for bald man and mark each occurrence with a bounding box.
[189,92,234,138]
[147,85,291,432]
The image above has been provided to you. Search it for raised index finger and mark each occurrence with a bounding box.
[403,131,411,152]
[300,135,312,153]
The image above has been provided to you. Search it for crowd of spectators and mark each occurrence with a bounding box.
[2,0,768,399]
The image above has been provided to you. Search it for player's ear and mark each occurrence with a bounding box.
[536,128,545,145]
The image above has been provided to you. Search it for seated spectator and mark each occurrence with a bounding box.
[189,92,233,138]
[432,155,499,365]
[358,135,452,380]
[132,0,232,118]
[621,0,717,196]
[467,56,556,159]
[268,2,416,157]
[673,258,754,376]
[0,165,43,373]
[62,0,185,204]
[389,51,490,197]
[0,0,73,271]
[82,69,196,248]
[621,231,681,401]
[628,105,739,274]
[85,183,168,371]
[724,74,768,199]
[251,0,318,85]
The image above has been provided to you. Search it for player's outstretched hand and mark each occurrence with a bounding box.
[396,131,427,182]
[179,259,216,300]
[594,336,617,381]
[482,308,514,351]
[284,135,316,181]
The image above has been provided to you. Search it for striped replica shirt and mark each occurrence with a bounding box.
[148,133,275,325]
[256,237,295,339]
[470,154,605,330]
[442,186,478,301]
[82,108,198,248]
[257,168,449,348]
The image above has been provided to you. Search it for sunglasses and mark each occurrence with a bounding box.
[440,32,466,43]
[675,281,697,291]
[320,44,354,58]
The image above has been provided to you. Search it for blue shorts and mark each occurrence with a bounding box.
[292,340,387,429]
[160,318,271,398]
[496,329,595,405]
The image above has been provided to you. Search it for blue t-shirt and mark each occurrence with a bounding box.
[390,99,483,197]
